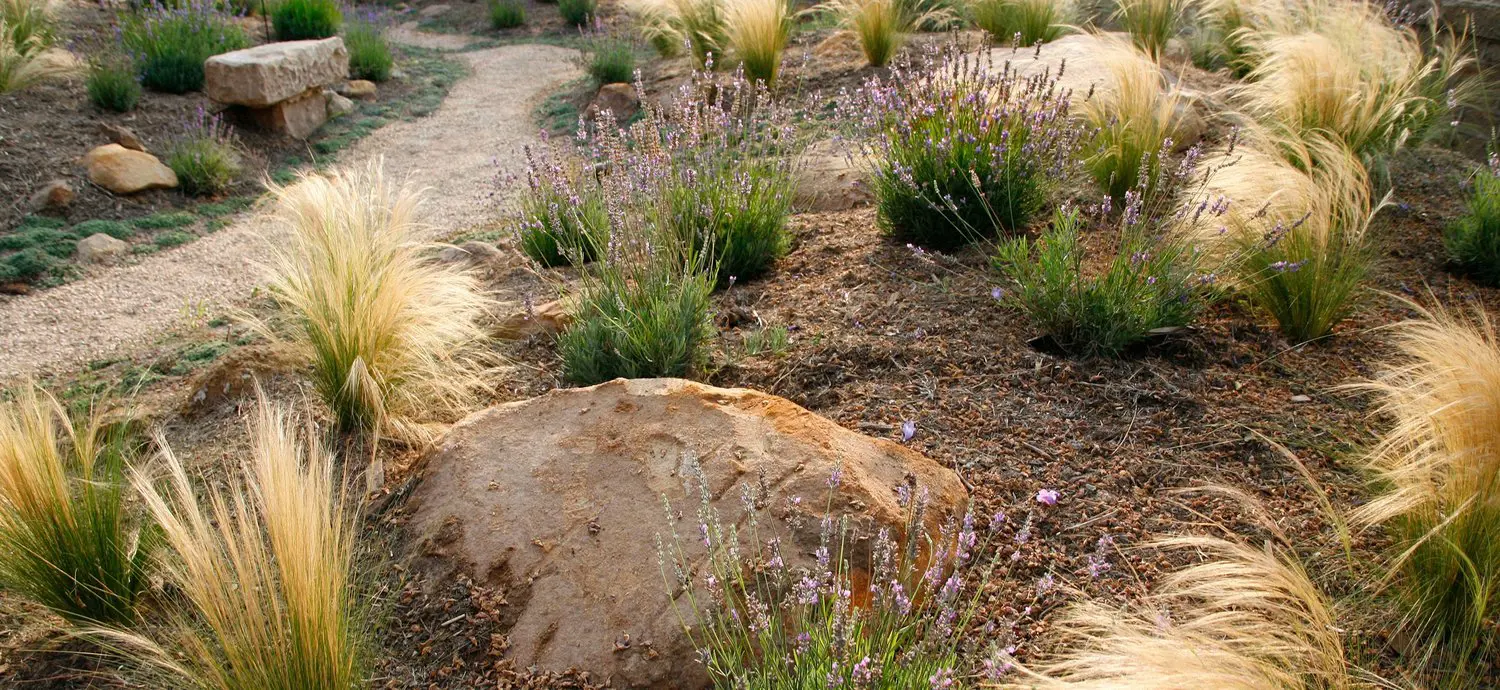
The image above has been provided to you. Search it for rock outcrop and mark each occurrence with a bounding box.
[400,378,968,688]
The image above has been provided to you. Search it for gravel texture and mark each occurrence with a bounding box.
[0,38,580,382]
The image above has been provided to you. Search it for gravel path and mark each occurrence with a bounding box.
[0,39,581,382]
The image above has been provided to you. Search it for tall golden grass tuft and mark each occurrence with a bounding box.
[629,0,727,65]
[1349,304,1500,674]
[1112,0,1191,61]
[1003,534,1353,689]
[112,398,366,690]
[0,386,155,626]
[1081,40,1185,200]
[724,0,791,84]
[258,160,494,444]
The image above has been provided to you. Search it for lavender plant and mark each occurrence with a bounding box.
[165,106,242,197]
[516,139,608,267]
[842,45,1085,249]
[993,148,1221,356]
[1445,151,1500,286]
[658,461,1018,688]
[86,52,141,112]
[121,0,249,93]
[344,9,393,82]
[271,0,342,40]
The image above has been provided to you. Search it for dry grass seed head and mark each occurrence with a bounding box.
[257,160,495,444]
[116,398,364,690]
[1005,534,1353,690]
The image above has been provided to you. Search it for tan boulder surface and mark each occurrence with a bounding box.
[205,37,349,107]
[793,138,874,213]
[400,378,968,688]
[83,144,177,194]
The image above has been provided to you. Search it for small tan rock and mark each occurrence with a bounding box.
[98,123,146,152]
[324,89,355,118]
[84,144,178,194]
[492,299,570,340]
[339,79,377,99]
[75,233,129,264]
[585,82,640,121]
[26,179,74,212]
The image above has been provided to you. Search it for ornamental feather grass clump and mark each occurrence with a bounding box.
[1081,40,1188,201]
[1349,304,1500,682]
[842,45,1085,249]
[1003,531,1354,689]
[104,398,368,690]
[257,161,495,443]
[723,0,791,84]
[0,386,156,627]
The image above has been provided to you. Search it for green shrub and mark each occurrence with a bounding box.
[0,388,157,627]
[271,0,342,40]
[970,0,1064,47]
[165,109,242,197]
[345,14,393,82]
[558,256,716,384]
[1446,161,1500,285]
[123,0,249,94]
[558,0,595,26]
[1,226,76,256]
[154,230,196,248]
[72,219,135,240]
[16,215,65,230]
[585,35,634,84]
[517,179,608,267]
[994,206,1206,357]
[84,55,141,112]
[659,161,791,285]
[488,0,525,28]
[850,48,1082,248]
[2,247,55,281]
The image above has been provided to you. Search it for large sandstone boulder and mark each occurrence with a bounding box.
[981,33,1126,104]
[793,138,874,213]
[205,38,349,107]
[83,144,177,194]
[401,378,968,689]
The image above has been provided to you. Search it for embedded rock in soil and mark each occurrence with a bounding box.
[26,179,74,212]
[205,38,349,108]
[98,123,146,152]
[793,138,873,213]
[339,79,377,99]
[400,378,968,689]
[181,342,304,418]
[236,87,331,139]
[325,89,355,118]
[982,32,1143,105]
[491,298,570,340]
[83,144,177,194]
[585,82,641,121]
[75,233,128,264]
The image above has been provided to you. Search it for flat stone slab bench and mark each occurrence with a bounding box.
[206,37,349,139]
